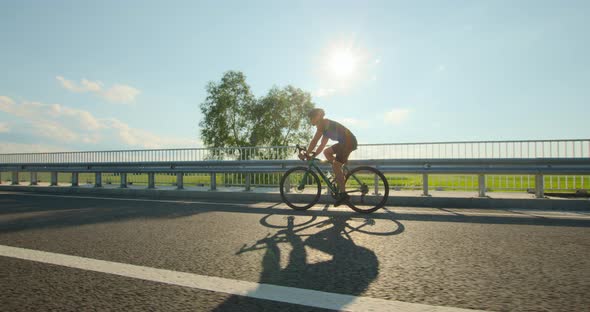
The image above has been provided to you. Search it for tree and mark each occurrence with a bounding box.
[199,71,315,159]
[250,85,315,147]
[199,71,256,149]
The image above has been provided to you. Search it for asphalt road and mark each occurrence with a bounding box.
[1,191,589,311]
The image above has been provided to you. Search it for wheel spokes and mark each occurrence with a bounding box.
[345,167,389,213]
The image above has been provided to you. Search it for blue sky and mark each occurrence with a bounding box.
[1,0,588,153]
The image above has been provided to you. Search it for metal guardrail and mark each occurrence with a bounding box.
[2,158,590,173]
[2,158,589,199]
[1,139,589,164]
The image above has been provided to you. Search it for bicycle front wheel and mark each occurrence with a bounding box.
[280,167,321,210]
[344,166,389,213]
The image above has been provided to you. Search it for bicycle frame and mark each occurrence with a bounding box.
[285,145,389,213]
[298,157,365,195]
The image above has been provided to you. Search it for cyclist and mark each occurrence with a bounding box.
[306,108,358,206]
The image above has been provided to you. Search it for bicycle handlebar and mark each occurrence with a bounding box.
[295,144,315,161]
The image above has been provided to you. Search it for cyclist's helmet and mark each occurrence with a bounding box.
[308,108,325,119]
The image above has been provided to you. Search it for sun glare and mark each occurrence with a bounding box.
[329,49,357,78]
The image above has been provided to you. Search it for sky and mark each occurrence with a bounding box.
[1,0,588,153]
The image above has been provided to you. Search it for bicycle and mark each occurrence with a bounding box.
[279,145,389,213]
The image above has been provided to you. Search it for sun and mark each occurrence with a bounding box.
[328,49,357,78]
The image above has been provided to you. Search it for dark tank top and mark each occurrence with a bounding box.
[323,119,356,144]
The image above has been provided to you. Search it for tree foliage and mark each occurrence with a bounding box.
[251,85,315,147]
[199,71,315,159]
[199,71,256,148]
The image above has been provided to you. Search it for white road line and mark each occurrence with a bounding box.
[0,244,484,312]
[390,209,590,220]
[385,208,590,220]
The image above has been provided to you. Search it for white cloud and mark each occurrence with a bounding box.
[56,76,79,91]
[0,142,64,153]
[101,84,140,104]
[0,96,15,111]
[0,99,43,119]
[30,120,80,142]
[0,95,200,151]
[104,118,197,149]
[0,122,9,133]
[56,76,103,93]
[80,79,103,92]
[0,99,103,133]
[47,103,103,131]
[56,76,140,104]
[438,64,446,72]
[384,108,411,125]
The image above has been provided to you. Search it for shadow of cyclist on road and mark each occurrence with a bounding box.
[214,215,404,311]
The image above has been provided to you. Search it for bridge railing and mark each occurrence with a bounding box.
[1,139,589,164]
[1,157,589,198]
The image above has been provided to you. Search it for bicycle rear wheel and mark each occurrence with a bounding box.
[280,167,321,210]
[344,166,389,213]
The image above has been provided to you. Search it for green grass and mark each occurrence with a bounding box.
[383,174,590,192]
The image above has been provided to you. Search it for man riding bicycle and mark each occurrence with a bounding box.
[305,108,358,206]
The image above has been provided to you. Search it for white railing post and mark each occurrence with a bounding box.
[120,173,127,188]
[210,172,217,191]
[422,174,429,196]
[148,173,155,189]
[478,174,486,197]
[285,176,291,193]
[177,172,184,190]
[71,172,79,187]
[374,174,380,195]
[50,172,58,186]
[30,172,38,185]
[245,173,251,191]
[535,174,544,198]
[95,173,102,187]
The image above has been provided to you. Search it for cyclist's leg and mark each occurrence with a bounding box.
[323,146,335,163]
[333,160,345,193]
[336,141,356,192]
[328,144,347,193]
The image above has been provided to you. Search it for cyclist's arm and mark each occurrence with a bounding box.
[315,136,329,155]
[307,127,323,155]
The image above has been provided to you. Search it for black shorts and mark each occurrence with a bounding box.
[331,136,358,164]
